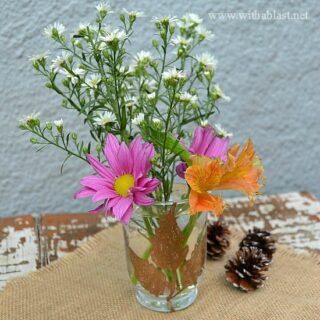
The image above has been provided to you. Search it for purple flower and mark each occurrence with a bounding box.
[176,125,230,178]
[75,134,160,224]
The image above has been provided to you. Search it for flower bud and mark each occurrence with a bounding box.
[152,39,159,49]
[30,137,38,144]
[71,132,78,140]
[96,144,102,152]
[46,122,52,130]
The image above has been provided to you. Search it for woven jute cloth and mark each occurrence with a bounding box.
[0,225,319,320]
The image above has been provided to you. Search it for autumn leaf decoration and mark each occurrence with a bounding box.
[128,203,206,299]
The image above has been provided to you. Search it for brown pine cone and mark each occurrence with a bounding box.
[239,227,276,261]
[225,247,270,292]
[207,219,231,260]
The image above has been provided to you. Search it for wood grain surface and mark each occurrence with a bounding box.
[0,192,319,289]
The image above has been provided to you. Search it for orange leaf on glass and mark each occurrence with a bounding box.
[150,204,188,270]
[128,247,167,296]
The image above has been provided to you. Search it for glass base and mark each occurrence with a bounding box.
[135,285,198,312]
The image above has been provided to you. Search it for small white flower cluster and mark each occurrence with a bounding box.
[30,52,49,64]
[213,84,231,102]
[179,13,203,28]
[19,112,40,127]
[134,51,153,64]
[123,9,144,19]
[60,67,85,84]
[44,22,66,39]
[101,29,127,44]
[51,52,70,73]
[152,15,178,28]
[93,111,116,126]
[215,123,233,138]
[54,119,64,128]
[179,92,197,104]
[162,68,186,84]
[132,113,144,125]
[96,2,112,17]
[196,53,218,70]
[171,35,192,47]
[124,95,138,108]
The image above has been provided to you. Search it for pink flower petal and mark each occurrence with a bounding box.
[134,192,155,206]
[121,205,134,224]
[86,154,115,179]
[112,197,133,221]
[74,187,96,199]
[80,176,112,190]
[92,189,118,202]
[104,134,123,175]
[175,162,188,179]
[206,137,230,161]
[89,203,106,214]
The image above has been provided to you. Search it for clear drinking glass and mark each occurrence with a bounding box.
[123,200,207,312]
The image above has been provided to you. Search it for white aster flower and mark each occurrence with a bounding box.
[162,68,186,82]
[118,65,134,75]
[132,113,144,125]
[96,2,112,15]
[181,13,203,26]
[30,52,49,63]
[134,51,153,64]
[195,26,214,41]
[86,74,101,89]
[93,111,116,126]
[152,16,178,25]
[19,112,40,126]
[144,79,157,91]
[77,22,90,35]
[147,92,156,100]
[60,67,85,84]
[179,92,198,103]
[200,120,209,127]
[102,29,127,43]
[196,53,218,70]
[213,84,231,102]
[215,123,233,138]
[54,119,64,128]
[152,118,161,125]
[44,22,66,38]
[125,95,138,107]
[51,52,70,73]
[123,8,144,18]
[171,35,192,47]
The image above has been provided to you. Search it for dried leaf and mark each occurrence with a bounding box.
[128,247,167,296]
[150,203,188,270]
[181,235,206,288]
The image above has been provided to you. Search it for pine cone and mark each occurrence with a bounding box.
[207,219,231,260]
[239,227,276,261]
[225,247,270,292]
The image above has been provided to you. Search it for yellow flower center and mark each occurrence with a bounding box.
[114,174,135,197]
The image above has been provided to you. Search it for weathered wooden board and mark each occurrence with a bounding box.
[0,215,38,288]
[222,192,320,254]
[0,192,319,289]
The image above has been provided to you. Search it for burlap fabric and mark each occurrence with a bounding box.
[0,225,319,320]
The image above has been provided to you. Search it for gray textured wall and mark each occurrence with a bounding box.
[0,0,319,216]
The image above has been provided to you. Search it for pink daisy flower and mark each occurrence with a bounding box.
[75,134,160,224]
[176,125,230,178]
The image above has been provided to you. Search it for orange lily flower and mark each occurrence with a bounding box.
[185,139,264,216]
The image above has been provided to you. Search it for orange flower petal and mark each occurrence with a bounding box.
[185,155,223,193]
[189,190,224,216]
[214,139,264,199]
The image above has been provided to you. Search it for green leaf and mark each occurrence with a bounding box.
[148,127,191,165]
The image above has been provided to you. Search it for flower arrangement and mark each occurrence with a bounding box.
[19,3,264,311]
[20,4,264,222]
